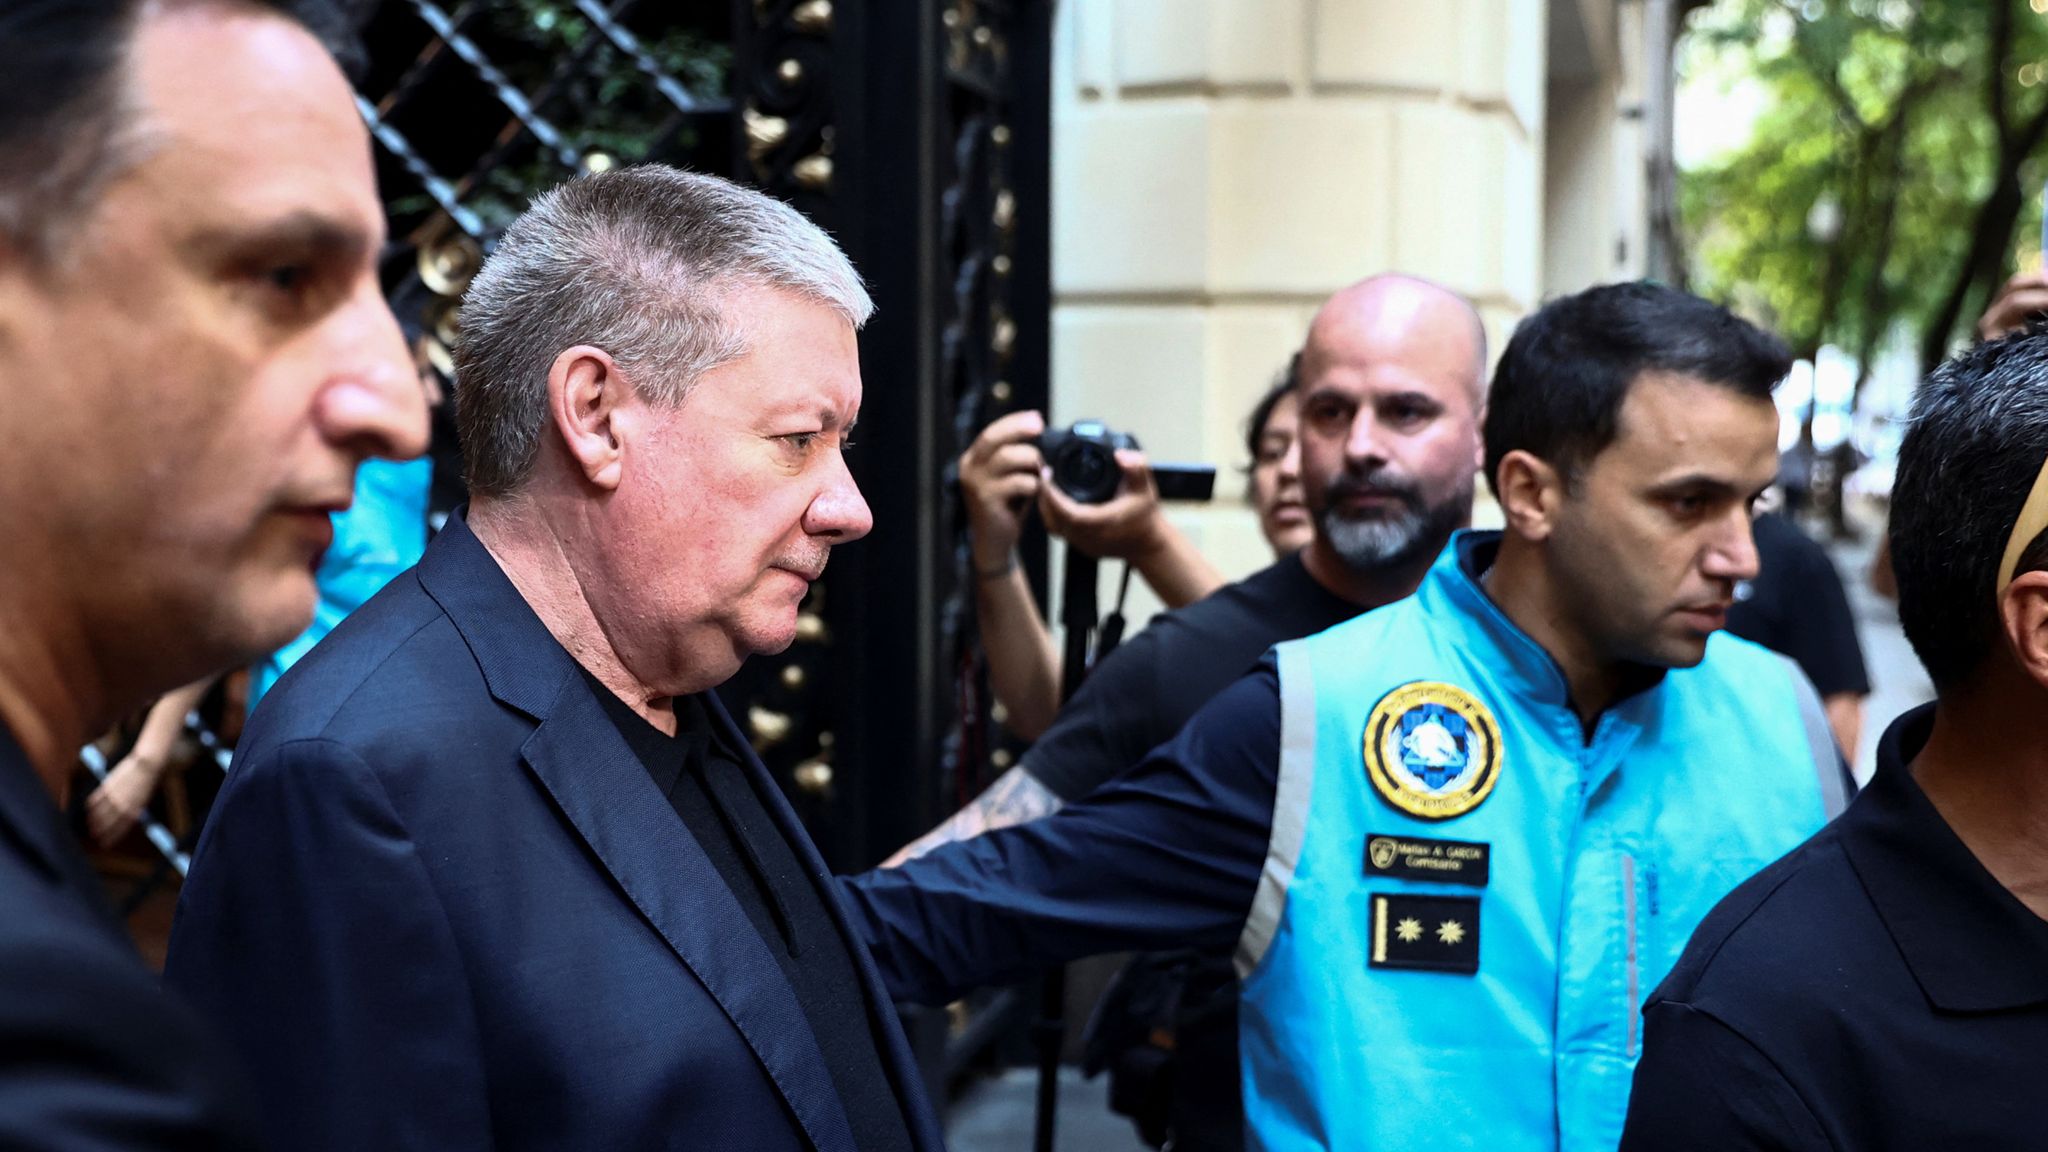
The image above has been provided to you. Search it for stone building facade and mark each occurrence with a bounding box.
[1047,0,1655,611]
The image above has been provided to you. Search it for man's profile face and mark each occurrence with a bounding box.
[593,284,871,693]
[1295,307,1482,572]
[1545,372,1778,670]
[0,5,426,697]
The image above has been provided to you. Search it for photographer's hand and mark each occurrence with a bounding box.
[959,409,1046,572]
[1040,449,1224,610]
[960,410,1060,739]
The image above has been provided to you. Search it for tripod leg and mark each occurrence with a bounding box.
[1033,547,1099,1152]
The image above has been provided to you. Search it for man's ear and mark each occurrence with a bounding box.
[548,345,628,491]
[1494,448,1565,542]
[1999,570,2048,691]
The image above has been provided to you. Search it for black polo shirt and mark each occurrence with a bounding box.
[1620,704,2048,1150]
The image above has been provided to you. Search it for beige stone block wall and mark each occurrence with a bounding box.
[1542,0,1648,294]
[1046,0,1641,625]
[1311,0,1544,133]
[1053,103,1212,294]
[1050,307,1212,453]
[1209,104,1394,292]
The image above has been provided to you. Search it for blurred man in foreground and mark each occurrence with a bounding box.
[843,282,1848,1151]
[1623,331,2048,1151]
[169,166,944,1152]
[0,0,425,1144]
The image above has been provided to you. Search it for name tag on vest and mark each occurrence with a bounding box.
[1369,893,1480,975]
[1364,834,1490,887]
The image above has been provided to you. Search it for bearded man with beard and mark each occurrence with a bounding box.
[843,281,1849,1152]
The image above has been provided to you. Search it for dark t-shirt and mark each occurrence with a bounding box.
[1029,549,1362,802]
[1726,512,1870,698]
[591,683,915,1152]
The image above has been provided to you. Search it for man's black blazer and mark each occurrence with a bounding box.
[0,725,257,1148]
[166,512,944,1152]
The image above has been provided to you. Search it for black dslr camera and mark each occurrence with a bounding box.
[1036,419,1216,505]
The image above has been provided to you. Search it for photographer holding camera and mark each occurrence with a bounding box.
[960,409,1227,741]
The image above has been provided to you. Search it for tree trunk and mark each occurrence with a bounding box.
[1917,0,2048,371]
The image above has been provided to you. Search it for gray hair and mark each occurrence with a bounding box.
[453,165,873,498]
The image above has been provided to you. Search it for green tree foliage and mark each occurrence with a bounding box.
[1681,0,2048,381]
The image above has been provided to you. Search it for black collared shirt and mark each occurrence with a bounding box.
[590,684,915,1152]
[1621,704,2048,1150]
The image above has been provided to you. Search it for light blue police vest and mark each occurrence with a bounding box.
[1235,532,1844,1152]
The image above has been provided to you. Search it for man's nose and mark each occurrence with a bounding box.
[805,452,873,543]
[1702,510,1763,584]
[314,288,431,463]
[1345,410,1389,468]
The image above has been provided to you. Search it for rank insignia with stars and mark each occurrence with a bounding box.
[1362,681,1503,821]
[1369,893,1480,975]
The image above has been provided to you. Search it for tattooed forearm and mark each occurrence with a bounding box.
[979,765,1063,824]
[881,766,1066,867]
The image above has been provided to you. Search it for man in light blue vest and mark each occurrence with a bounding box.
[842,281,1849,1151]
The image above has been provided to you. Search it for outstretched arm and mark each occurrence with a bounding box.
[843,662,1282,1004]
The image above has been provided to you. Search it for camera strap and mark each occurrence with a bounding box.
[1095,562,1135,663]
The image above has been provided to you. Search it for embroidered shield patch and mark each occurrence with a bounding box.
[1362,681,1502,821]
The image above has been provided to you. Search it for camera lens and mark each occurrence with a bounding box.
[1053,440,1120,503]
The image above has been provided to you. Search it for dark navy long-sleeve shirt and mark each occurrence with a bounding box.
[839,660,1283,1004]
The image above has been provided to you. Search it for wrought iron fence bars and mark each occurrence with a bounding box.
[355,93,489,239]
[405,0,583,170]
